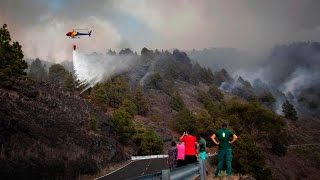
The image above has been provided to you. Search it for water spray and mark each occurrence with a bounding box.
[72,49,137,93]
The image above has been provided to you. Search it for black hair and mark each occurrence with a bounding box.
[197,132,205,139]
[171,141,176,147]
[187,128,194,135]
[200,132,205,137]
[222,122,228,128]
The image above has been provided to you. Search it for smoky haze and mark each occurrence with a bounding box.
[1,0,320,62]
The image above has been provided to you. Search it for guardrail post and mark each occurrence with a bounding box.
[162,169,170,180]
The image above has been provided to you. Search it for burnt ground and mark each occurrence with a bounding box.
[0,80,127,179]
[265,117,320,180]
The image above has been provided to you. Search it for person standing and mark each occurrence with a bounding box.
[197,133,207,161]
[197,133,208,177]
[211,122,238,177]
[176,141,185,167]
[179,129,197,165]
[167,141,177,169]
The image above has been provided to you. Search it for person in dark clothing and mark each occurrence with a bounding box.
[167,141,177,169]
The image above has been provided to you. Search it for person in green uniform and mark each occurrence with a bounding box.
[211,122,238,177]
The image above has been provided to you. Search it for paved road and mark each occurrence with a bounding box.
[98,158,167,180]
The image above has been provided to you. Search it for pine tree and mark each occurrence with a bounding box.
[29,58,47,81]
[133,85,149,115]
[282,100,298,120]
[48,64,67,85]
[0,24,28,87]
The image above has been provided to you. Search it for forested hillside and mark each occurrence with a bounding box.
[1,23,319,179]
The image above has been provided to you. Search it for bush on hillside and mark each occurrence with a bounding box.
[133,125,164,155]
[90,82,109,108]
[87,115,100,133]
[282,100,298,120]
[170,91,185,112]
[233,133,272,180]
[119,98,138,117]
[270,131,289,156]
[208,84,224,102]
[108,76,130,108]
[225,99,286,134]
[198,91,223,118]
[111,109,135,144]
[48,64,67,85]
[175,108,196,133]
[190,62,214,85]
[258,92,276,106]
[194,108,215,136]
[145,73,163,90]
[63,72,76,92]
[133,85,149,115]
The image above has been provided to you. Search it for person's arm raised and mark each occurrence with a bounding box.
[179,132,186,141]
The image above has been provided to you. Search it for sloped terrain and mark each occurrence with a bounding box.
[266,117,320,179]
[0,80,126,179]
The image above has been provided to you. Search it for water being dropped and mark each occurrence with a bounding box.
[72,50,137,93]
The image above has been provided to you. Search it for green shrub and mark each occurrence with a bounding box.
[91,83,109,108]
[48,64,67,85]
[282,100,298,120]
[208,85,224,102]
[133,125,163,155]
[111,109,135,144]
[233,133,271,180]
[270,131,288,156]
[194,108,214,135]
[90,76,130,109]
[175,108,196,134]
[88,115,100,133]
[133,85,149,115]
[225,99,285,133]
[108,76,130,108]
[170,91,185,111]
[120,98,138,117]
[63,72,76,92]
[145,73,163,90]
[258,92,276,105]
[198,90,223,118]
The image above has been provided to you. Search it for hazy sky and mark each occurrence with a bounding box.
[1,0,319,62]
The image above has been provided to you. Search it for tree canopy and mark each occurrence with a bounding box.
[0,24,28,87]
[282,100,298,120]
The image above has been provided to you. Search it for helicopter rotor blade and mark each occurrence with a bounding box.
[73,28,89,30]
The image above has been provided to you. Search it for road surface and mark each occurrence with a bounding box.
[97,158,167,180]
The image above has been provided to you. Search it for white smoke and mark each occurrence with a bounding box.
[282,68,320,96]
[139,71,151,86]
[233,68,266,84]
[72,50,137,92]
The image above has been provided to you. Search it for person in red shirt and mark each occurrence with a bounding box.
[179,129,198,165]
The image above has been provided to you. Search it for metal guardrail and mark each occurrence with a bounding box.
[128,160,208,180]
[131,155,168,160]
